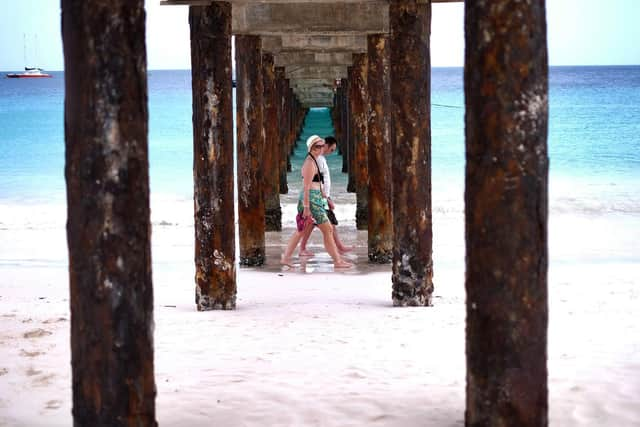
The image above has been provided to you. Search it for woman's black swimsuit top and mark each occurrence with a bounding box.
[307,153,324,184]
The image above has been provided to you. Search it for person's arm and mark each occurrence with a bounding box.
[319,156,334,209]
[301,158,313,217]
[319,156,331,199]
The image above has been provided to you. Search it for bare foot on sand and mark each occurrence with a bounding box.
[280,257,295,269]
[334,260,353,269]
[299,249,314,257]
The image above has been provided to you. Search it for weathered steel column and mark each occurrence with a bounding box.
[61,1,156,424]
[352,53,369,230]
[236,35,265,266]
[333,86,343,149]
[341,77,350,173]
[465,1,549,425]
[367,34,393,263]
[299,104,306,139]
[390,0,433,306]
[289,89,297,162]
[275,67,288,194]
[262,53,281,231]
[288,88,295,159]
[190,3,236,310]
[347,66,356,193]
[285,82,293,172]
[332,92,341,145]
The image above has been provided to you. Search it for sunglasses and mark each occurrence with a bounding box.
[312,143,325,149]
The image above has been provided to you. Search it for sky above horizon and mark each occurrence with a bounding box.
[0,0,638,71]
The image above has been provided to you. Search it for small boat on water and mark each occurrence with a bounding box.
[6,67,52,78]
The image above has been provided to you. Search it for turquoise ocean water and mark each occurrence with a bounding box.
[0,66,639,222]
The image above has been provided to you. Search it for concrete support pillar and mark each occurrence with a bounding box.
[367,34,393,263]
[352,53,369,230]
[262,53,282,231]
[389,0,433,306]
[347,66,356,193]
[464,1,549,425]
[190,3,236,310]
[236,35,265,266]
[61,1,157,423]
[275,67,288,194]
[341,77,349,174]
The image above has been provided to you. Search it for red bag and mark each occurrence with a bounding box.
[296,212,312,232]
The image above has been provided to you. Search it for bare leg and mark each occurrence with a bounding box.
[331,225,353,254]
[317,222,352,268]
[281,230,304,267]
[299,222,315,256]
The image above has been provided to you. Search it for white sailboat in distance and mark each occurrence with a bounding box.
[6,34,52,78]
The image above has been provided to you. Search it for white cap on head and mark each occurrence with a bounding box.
[306,135,323,151]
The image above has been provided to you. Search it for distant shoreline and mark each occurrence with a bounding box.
[3,64,640,74]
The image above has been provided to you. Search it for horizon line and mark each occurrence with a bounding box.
[2,64,640,73]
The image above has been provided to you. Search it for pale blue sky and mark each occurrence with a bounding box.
[1,0,638,71]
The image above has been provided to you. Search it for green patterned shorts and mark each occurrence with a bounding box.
[298,189,329,225]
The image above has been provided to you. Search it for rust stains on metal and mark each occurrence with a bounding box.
[367,34,393,263]
[465,0,549,425]
[262,53,282,231]
[340,78,350,174]
[389,0,433,306]
[236,35,266,266]
[276,67,289,194]
[332,88,342,148]
[62,0,157,423]
[346,66,356,193]
[190,3,236,310]
[352,53,369,230]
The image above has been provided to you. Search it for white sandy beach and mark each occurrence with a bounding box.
[0,192,639,426]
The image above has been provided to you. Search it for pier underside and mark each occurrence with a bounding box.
[62,0,549,424]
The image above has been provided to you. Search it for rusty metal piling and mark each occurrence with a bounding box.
[464,1,549,425]
[352,53,369,230]
[262,53,282,231]
[341,77,350,174]
[389,0,434,306]
[62,0,157,423]
[367,34,393,263]
[275,67,289,194]
[236,35,266,266]
[190,4,236,310]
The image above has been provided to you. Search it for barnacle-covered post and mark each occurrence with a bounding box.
[389,0,433,306]
[367,34,393,263]
[465,1,549,425]
[262,53,282,231]
[352,52,369,230]
[190,3,236,309]
[62,0,157,423]
[236,35,266,266]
